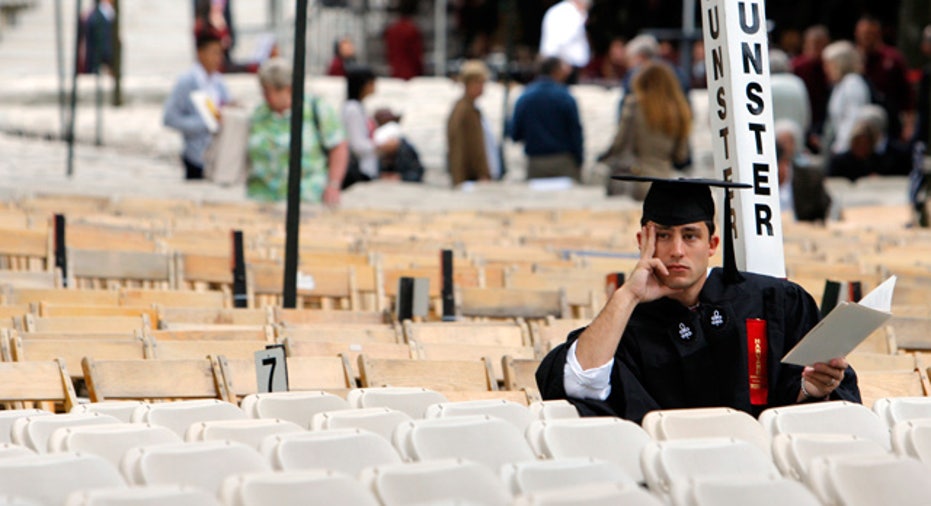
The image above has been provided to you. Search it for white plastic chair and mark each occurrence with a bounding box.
[48,423,180,467]
[671,474,822,506]
[500,457,635,495]
[759,400,890,450]
[130,399,247,438]
[0,497,41,506]
[873,396,931,428]
[891,418,931,463]
[640,438,778,497]
[642,407,770,456]
[771,432,889,481]
[10,413,121,453]
[393,415,536,469]
[310,407,412,441]
[220,470,379,506]
[424,399,534,432]
[64,485,221,506]
[120,440,269,496]
[0,410,51,444]
[361,458,511,506]
[346,387,448,419]
[512,482,662,506]
[184,418,304,450]
[525,417,651,483]
[0,452,126,505]
[807,453,931,506]
[528,400,580,420]
[240,391,350,427]
[70,401,147,423]
[260,428,401,474]
[0,443,34,459]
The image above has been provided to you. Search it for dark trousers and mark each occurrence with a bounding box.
[182,156,204,180]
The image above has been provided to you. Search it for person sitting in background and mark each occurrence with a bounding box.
[327,36,357,77]
[373,108,425,183]
[446,60,499,185]
[341,65,400,188]
[791,25,830,151]
[510,57,584,182]
[769,49,811,137]
[775,119,831,223]
[856,105,912,177]
[247,57,348,205]
[163,33,231,180]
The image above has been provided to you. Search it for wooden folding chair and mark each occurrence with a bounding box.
[528,317,589,355]
[858,371,926,409]
[148,339,271,361]
[10,334,148,380]
[457,287,570,320]
[120,289,226,309]
[68,249,175,290]
[158,306,271,327]
[275,307,390,326]
[0,270,61,289]
[248,263,359,310]
[413,342,536,383]
[0,358,77,412]
[281,337,414,366]
[0,226,53,272]
[216,355,354,402]
[145,327,274,343]
[403,320,528,347]
[6,288,120,307]
[24,314,150,334]
[502,356,543,393]
[82,357,231,403]
[357,355,496,392]
[37,302,158,322]
[278,323,402,345]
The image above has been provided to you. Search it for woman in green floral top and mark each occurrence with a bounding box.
[247,57,349,205]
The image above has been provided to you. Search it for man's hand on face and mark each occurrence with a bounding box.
[624,223,682,303]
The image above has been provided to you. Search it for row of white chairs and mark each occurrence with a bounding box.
[4,438,931,506]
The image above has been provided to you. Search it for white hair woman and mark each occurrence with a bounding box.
[822,40,870,154]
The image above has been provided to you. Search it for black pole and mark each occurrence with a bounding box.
[67,0,83,177]
[231,230,248,308]
[282,0,309,308]
[111,0,122,106]
[54,0,67,138]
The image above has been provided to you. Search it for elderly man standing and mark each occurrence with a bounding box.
[510,57,584,181]
[539,0,590,84]
[246,57,349,206]
[447,60,498,186]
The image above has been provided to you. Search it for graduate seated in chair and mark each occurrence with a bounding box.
[536,177,861,423]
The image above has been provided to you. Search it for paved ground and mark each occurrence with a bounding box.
[0,0,912,213]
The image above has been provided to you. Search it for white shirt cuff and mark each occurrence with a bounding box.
[563,340,614,401]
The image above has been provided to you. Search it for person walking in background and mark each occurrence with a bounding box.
[247,58,348,205]
[193,0,235,71]
[446,60,498,186]
[384,0,424,80]
[163,33,231,180]
[510,57,584,181]
[82,0,116,75]
[601,62,691,199]
[539,0,590,84]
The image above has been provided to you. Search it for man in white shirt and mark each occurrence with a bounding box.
[539,0,591,83]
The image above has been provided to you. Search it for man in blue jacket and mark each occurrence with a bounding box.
[510,57,584,182]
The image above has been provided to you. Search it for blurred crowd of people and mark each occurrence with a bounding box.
[157,1,931,226]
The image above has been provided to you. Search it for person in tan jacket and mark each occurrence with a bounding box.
[602,61,691,199]
[447,60,498,185]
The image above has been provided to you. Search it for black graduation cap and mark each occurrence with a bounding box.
[612,174,753,284]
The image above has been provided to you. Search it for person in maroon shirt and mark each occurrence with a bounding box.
[791,25,830,152]
[855,15,914,141]
[327,36,357,77]
[384,0,424,80]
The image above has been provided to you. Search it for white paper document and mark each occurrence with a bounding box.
[190,90,220,133]
[781,277,896,366]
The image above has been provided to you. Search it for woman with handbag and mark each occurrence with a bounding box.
[602,61,691,199]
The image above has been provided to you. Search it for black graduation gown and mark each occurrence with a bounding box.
[536,268,861,424]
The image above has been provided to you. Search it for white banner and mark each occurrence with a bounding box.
[701,0,786,277]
